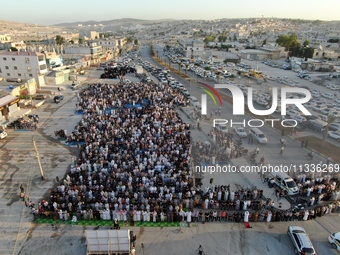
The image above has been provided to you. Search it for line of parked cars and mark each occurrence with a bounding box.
[139,59,192,103]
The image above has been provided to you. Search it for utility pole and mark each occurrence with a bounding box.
[33,138,45,180]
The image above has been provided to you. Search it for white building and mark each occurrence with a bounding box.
[0,51,48,86]
[64,43,103,63]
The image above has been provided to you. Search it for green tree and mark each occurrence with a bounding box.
[149,44,155,57]
[322,115,337,147]
[78,38,84,44]
[9,47,18,51]
[303,40,310,47]
[204,35,215,44]
[134,39,139,45]
[217,74,221,83]
[262,39,267,46]
[218,35,228,43]
[55,35,65,45]
[69,40,74,44]
[276,34,300,51]
[303,47,314,58]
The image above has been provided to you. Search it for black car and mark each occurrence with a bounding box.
[54,95,64,103]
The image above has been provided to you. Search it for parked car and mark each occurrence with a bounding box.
[312,105,327,112]
[32,94,47,100]
[287,226,316,255]
[54,95,64,103]
[328,131,340,141]
[328,232,340,251]
[188,96,201,109]
[71,82,80,90]
[234,126,247,138]
[329,123,340,131]
[6,78,22,83]
[322,92,334,99]
[0,130,7,139]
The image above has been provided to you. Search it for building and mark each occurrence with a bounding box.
[167,34,178,47]
[239,49,269,61]
[0,95,20,121]
[0,51,48,87]
[93,38,121,60]
[0,34,11,43]
[177,39,205,60]
[64,43,103,65]
[209,50,239,63]
[44,52,64,69]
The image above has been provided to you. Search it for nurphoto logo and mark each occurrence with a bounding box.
[201,84,312,128]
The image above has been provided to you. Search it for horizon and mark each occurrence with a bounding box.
[1,0,340,26]
[4,16,340,27]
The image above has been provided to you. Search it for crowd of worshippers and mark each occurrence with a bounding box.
[30,80,340,224]
[294,175,340,205]
[40,81,196,220]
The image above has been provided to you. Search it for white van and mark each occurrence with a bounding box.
[269,172,299,195]
[291,114,307,124]
[249,128,267,144]
[189,96,201,109]
[215,123,228,133]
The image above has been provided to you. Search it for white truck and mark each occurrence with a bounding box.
[136,65,143,75]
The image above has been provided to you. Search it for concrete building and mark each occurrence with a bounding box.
[44,69,71,85]
[64,43,103,65]
[94,38,121,60]
[44,52,64,69]
[0,51,48,87]
[177,39,205,60]
[209,50,239,63]
[0,34,11,43]
[167,34,178,47]
[240,46,284,60]
[0,40,26,51]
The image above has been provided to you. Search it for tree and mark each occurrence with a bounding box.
[303,40,310,47]
[9,47,18,51]
[78,38,84,44]
[134,39,139,45]
[276,34,300,51]
[322,115,337,147]
[55,35,65,45]
[218,35,228,43]
[204,35,215,44]
[217,75,221,83]
[69,40,74,44]
[262,39,267,46]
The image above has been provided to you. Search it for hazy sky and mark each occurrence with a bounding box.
[2,0,339,25]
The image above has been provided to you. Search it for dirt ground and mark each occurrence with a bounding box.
[296,135,340,162]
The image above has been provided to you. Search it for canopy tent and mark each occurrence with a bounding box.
[85,229,131,255]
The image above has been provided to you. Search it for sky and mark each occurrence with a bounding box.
[1,0,340,25]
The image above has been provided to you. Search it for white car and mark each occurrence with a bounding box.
[189,96,201,109]
[0,130,7,139]
[322,93,334,99]
[328,232,340,251]
[312,105,327,112]
[328,131,340,141]
[234,126,247,138]
[287,226,316,255]
[256,98,268,106]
